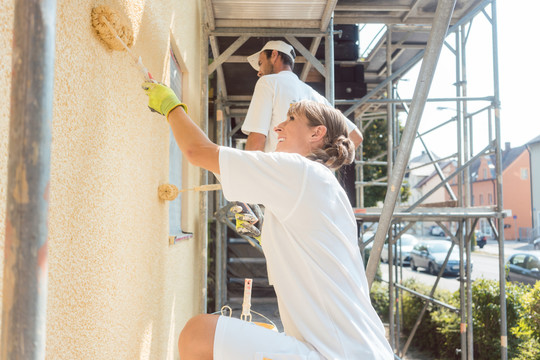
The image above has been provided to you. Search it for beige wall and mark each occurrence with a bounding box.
[1,1,204,358]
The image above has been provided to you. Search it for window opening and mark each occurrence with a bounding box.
[169,47,192,242]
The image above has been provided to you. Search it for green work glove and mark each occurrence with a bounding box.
[142,81,188,118]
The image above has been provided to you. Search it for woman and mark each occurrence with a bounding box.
[143,82,393,360]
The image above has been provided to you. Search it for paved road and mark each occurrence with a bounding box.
[379,239,540,292]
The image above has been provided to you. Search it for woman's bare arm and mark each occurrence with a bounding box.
[168,106,221,174]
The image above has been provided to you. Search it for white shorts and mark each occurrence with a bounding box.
[213,316,323,360]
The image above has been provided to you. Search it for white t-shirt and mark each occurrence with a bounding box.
[242,71,358,153]
[219,146,394,359]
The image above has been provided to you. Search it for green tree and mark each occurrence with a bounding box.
[361,117,410,207]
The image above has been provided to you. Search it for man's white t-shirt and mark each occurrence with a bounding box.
[219,146,394,359]
[241,71,357,153]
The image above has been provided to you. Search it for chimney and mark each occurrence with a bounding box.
[505,142,511,151]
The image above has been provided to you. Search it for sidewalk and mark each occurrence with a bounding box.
[474,238,536,257]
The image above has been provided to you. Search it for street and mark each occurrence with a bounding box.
[378,239,540,292]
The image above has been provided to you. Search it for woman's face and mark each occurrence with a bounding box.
[274,112,323,155]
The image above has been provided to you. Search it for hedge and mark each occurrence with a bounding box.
[370,279,540,359]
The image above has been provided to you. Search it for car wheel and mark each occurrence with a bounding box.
[410,259,417,271]
[535,243,540,250]
[479,243,485,249]
[428,262,437,275]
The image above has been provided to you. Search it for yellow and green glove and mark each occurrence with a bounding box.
[231,202,261,243]
[142,81,188,118]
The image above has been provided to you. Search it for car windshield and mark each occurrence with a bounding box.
[428,242,451,253]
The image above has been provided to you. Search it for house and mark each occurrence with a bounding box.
[413,160,456,205]
[406,151,442,207]
[1,2,205,358]
[499,143,532,241]
[434,143,533,241]
[412,141,535,241]
[410,159,456,235]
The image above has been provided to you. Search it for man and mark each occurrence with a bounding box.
[235,41,363,238]
[243,40,363,152]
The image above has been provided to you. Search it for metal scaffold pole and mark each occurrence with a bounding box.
[454,26,467,360]
[490,1,507,359]
[366,0,458,287]
[1,0,57,358]
[325,16,335,105]
[200,17,210,314]
[215,92,226,311]
[386,25,396,350]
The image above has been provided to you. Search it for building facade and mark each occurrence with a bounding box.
[1,1,205,358]
[526,136,540,240]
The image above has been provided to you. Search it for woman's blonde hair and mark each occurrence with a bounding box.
[287,100,355,170]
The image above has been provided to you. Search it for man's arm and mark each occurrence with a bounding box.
[348,127,363,149]
[242,78,273,150]
[245,132,267,151]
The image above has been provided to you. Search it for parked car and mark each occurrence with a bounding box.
[475,231,488,248]
[380,234,419,265]
[533,237,540,250]
[410,239,472,276]
[506,253,540,286]
[430,225,446,237]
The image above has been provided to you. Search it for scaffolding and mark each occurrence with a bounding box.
[201,0,507,359]
[2,0,511,359]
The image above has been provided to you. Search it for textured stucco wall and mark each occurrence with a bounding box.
[1,1,203,358]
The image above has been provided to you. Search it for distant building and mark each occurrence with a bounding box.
[405,151,442,207]
[414,160,456,205]
[445,142,532,241]
[407,156,456,236]
[499,143,532,241]
[413,141,536,241]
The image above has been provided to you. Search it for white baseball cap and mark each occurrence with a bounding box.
[247,40,296,71]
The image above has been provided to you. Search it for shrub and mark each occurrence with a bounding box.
[511,281,540,359]
[471,279,528,359]
[513,281,540,339]
[400,278,454,357]
[512,337,540,360]
[370,280,389,322]
[371,277,537,359]
[431,292,461,359]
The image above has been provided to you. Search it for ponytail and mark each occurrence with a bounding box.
[307,135,355,171]
[288,101,355,170]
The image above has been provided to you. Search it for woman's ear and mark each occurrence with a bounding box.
[310,125,327,143]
